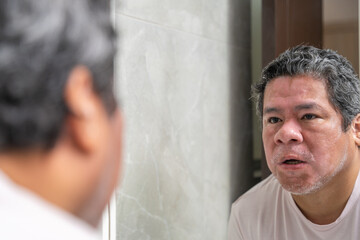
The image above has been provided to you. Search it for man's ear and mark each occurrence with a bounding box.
[64,65,104,153]
[351,113,360,147]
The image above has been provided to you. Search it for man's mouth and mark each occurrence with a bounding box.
[282,159,306,165]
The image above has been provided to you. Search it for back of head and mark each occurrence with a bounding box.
[0,0,116,150]
[253,45,360,130]
[0,0,123,230]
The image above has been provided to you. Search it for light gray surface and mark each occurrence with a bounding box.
[115,0,228,42]
[113,0,252,239]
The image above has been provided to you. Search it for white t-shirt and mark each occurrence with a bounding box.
[228,173,360,240]
[0,170,101,240]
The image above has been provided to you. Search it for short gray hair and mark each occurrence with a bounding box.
[0,0,116,150]
[252,45,360,131]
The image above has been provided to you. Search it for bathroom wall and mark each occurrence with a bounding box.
[113,0,252,239]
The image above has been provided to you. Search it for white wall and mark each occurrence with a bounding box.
[113,1,252,239]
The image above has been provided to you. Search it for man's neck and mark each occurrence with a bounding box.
[0,148,82,218]
[292,162,360,225]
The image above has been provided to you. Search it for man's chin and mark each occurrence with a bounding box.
[276,176,322,196]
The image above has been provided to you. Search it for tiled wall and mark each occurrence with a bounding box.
[113,1,252,239]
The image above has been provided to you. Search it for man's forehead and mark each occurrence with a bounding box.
[267,74,326,92]
[264,75,328,100]
[262,75,334,113]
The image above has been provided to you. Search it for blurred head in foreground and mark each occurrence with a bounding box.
[0,0,122,232]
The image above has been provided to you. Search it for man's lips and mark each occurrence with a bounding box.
[280,155,307,165]
[281,159,306,165]
[272,151,313,171]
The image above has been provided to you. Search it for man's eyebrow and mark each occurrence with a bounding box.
[263,103,325,115]
[294,103,324,111]
[263,107,282,115]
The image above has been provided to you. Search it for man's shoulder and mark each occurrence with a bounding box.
[228,175,286,239]
[0,171,100,240]
[230,174,286,224]
[232,174,282,210]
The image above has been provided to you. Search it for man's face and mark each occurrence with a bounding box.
[262,75,356,195]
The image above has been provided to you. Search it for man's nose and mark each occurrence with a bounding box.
[274,120,303,145]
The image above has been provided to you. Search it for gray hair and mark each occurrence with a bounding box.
[0,0,116,150]
[252,45,360,131]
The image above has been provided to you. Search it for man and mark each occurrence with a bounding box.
[228,45,360,239]
[0,0,122,239]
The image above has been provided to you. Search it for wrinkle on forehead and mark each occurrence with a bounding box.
[266,76,326,97]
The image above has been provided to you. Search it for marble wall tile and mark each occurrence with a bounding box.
[114,0,229,43]
[113,0,253,239]
[115,14,232,240]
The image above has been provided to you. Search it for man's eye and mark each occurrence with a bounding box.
[268,117,281,124]
[302,114,316,120]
